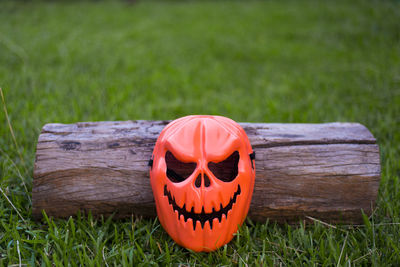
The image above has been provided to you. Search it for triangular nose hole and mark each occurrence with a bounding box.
[195,174,201,188]
[204,174,211,187]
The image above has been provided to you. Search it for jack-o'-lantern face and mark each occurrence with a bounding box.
[149,115,255,252]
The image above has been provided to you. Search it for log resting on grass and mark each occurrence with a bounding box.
[32,120,381,224]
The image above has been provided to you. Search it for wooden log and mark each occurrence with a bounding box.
[32,121,381,224]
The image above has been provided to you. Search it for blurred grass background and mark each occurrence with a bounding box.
[0,0,399,265]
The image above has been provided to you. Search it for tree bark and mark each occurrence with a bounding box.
[32,121,380,224]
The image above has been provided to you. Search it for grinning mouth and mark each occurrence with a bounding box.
[163,184,241,230]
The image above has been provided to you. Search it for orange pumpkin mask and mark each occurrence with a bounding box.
[149,115,255,252]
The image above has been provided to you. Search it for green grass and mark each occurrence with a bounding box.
[1,0,399,265]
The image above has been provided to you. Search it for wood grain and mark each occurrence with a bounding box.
[32,121,381,224]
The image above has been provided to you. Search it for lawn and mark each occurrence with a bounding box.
[0,0,399,265]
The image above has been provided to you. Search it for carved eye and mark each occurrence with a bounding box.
[208,151,239,182]
[165,151,197,183]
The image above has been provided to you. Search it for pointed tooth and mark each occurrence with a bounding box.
[201,219,206,229]
[201,207,205,215]
[209,219,213,229]
[191,206,194,213]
